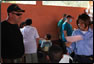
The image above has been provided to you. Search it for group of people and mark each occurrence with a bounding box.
[58,14,74,55]
[1,4,52,63]
[1,4,93,63]
[57,13,93,63]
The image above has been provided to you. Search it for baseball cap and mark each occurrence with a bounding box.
[7,4,25,13]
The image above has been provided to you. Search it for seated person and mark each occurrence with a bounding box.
[47,45,73,63]
[40,34,52,52]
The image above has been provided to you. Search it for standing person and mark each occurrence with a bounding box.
[21,19,39,63]
[19,22,26,63]
[68,13,93,63]
[62,15,74,54]
[20,22,26,32]
[20,22,26,28]
[58,14,67,40]
[1,4,25,63]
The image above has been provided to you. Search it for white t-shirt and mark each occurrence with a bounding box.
[20,28,24,32]
[59,54,73,63]
[21,26,39,54]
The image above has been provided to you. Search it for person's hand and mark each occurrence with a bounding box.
[74,28,77,30]
[65,42,72,47]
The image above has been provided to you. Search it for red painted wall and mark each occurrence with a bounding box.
[1,3,85,40]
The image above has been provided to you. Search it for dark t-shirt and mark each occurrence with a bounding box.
[1,20,24,59]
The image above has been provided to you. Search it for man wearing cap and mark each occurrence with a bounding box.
[1,4,25,63]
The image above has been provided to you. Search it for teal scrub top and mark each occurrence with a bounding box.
[58,19,64,36]
[62,22,73,42]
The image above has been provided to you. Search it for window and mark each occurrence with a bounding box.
[43,1,89,8]
[2,1,36,5]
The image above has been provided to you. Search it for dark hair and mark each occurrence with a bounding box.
[20,22,25,28]
[48,45,63,63]
[63,14,67,17]
[76,19,80,28]
[77,13,91,28]
[25,19,32,25]
[67,15,73,18]
[90,21,93,25]
[46,34,51,40]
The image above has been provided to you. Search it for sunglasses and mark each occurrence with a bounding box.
[12,13,22,16]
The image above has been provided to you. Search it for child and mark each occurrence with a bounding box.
[47,45,73,63]
[40,34,52,52]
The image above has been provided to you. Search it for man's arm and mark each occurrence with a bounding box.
[65,31,77,48]
[34,27,40,48]
[63,30,67,37]
[61,22,67,42]
[36,38,39,48]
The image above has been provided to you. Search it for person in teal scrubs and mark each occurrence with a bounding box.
[62,15,73,54]
[58,14,67,40]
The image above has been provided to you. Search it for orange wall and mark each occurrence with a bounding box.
[1,3,85,40]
